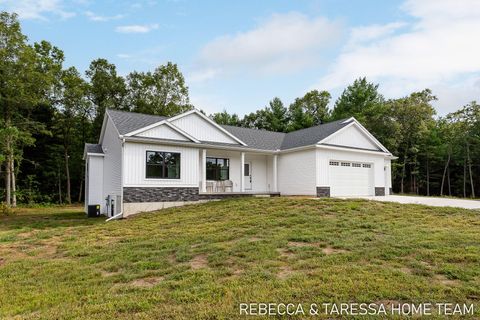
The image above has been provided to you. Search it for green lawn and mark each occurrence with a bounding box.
[0,198,479,319]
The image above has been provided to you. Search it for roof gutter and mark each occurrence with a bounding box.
[316,144,394,157]
[123,136,277,154]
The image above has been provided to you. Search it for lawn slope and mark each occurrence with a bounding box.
[0,198,479,319]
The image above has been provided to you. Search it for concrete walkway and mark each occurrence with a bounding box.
[339,195,480,210]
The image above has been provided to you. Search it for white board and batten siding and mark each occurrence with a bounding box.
[102,118,123,212]
[278,149,317,195]
[123,142,198,187]
[137,124,189,141]
[170,113,239,144]
[323,125,379,150]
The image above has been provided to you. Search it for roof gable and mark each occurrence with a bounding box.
[170,111,244,145]
[135,123,193,141]
[321,123,381,151]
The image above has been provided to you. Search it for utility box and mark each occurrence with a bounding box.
[87,205,101,217]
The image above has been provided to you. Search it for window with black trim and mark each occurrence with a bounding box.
[146,151,180,179]
[206,157,229,180]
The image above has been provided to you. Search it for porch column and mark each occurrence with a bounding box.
[273,154,278,192]
[201,149,207,193]
[240,152,245,192]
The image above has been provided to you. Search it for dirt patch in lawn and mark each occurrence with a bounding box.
[374,300,404,310]
[434,274,461,286]
[17,231,35,239]
[276,248,294,258]
[322,246,347,255]
[167,253,177,265]
[277,266,294,279]
[248,237,262,242]
[190,254,208,270]
[130,277,164,287]
[101,270,121,277]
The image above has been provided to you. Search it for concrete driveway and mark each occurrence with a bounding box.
[341,195,480,210]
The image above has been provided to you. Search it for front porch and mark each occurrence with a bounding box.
[198,148,278,194]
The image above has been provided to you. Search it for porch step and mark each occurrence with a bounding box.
[198,192,280,200]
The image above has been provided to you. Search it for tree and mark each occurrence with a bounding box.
[86,58,127,135]
[211,110,241,126]
[54,67,90,204]
[331,77,383,121]
[446,101,480,198]
[264,97,288,132]
[127,62,192,116]
[0,12,58,207]
[388,89,436,194]
[286,90,330,131]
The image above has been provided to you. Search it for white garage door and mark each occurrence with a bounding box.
[329,160,374,196]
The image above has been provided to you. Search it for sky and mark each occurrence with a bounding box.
[1,0,479,116]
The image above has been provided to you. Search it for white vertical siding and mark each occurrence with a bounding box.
[170,113,239,144]
[323,125,379,150]
[86,155,104,211]
[137,124,189,141]
[278,149,317,195]
[266,156,274,192]
[316,148,386,188]
[124,142,198,187]
[102,118,122,212]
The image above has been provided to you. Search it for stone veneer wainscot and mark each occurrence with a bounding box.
[123,187,199,203]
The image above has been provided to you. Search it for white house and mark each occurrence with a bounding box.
[84,109,395,218]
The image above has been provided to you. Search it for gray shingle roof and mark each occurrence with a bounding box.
[107,109,167,135]
[221,125,286,150]
[105,109,375,152]
[85,143,103,154]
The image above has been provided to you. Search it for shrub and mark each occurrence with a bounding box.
[0,202,13,215]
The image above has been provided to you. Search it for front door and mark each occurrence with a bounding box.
[244,162,252,190]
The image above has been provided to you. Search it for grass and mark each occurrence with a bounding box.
[0,198,479,319]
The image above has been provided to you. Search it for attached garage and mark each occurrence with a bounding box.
[328,160,374,196]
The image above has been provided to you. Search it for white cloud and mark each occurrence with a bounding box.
[115,23,159,34]
[195,12,343,78]
[187,68,219,83]
[314,0,480,114]
[0,0,75,20]
[116,53,131,59]
[84,11,124,22]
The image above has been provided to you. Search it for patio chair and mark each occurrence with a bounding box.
[223,180,233,192]
[215,180,224,192]
[206,181,214,193]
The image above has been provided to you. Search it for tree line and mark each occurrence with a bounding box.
[1,12,479,207]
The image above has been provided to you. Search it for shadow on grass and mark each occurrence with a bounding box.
[0,208,105,232]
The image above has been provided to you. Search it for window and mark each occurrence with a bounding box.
[206,157,229,180]
[146,151,180,179]
[362,163,372,168]
[244,163,250,176]
[341,162,351,167]
[329,161,339,166]
[352,163,362,168]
